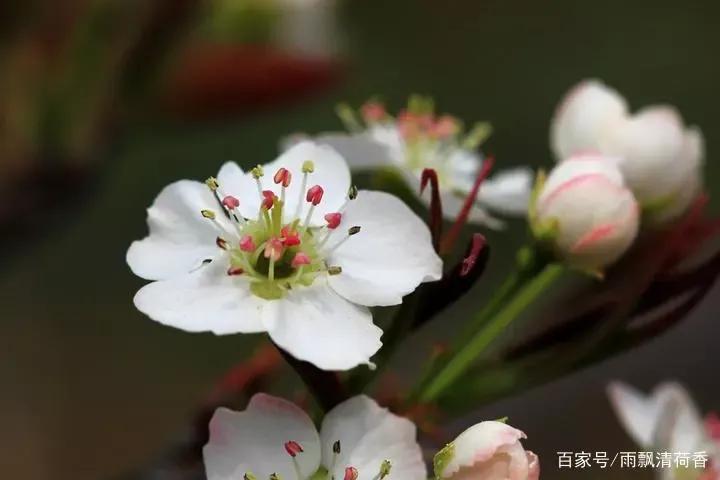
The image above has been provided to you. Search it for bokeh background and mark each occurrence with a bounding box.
[1,0,718,478]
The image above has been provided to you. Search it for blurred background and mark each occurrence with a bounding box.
[1,0,718,478]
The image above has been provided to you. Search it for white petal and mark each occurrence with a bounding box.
[204,394,321,480]
[133,258,266,335]
[262,282,382,371]
[262,140,352,225]
[440,421,529,480]
[477,167,534,216]
[607,381,706,452]
[315,132,395,169]
[327,190,442,307]
[320,396,426,480]
[127,180,232,281]
[550,79,628,160]
[217,161,264,212]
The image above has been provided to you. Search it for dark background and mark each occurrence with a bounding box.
[1,0,718,478]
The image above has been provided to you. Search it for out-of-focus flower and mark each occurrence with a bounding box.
[550,79,705,224]
[204,394,426,480]
[306,97,533,229]
[530,153,639,271]
[608,382,720,480]
[434,420,540,480]
[126,141,442,371]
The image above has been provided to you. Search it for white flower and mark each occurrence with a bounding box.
[434,420,540,480]
[307,98,533,229]
[126,141,442,371]
[607,381,720,480]
[551,79,705,223]
[203,393,426,480]
[531,153,639,270]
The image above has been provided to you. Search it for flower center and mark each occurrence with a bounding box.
[203,163,359,300]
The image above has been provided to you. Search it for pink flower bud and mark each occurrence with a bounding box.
[273,168,292,187]
[324,212,342,229]
[262,190,277,210]
[239,235,256,252]
[222,195,240,209]
[291,252,311,267]
[306,185,324,205]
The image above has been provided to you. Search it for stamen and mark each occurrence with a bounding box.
[252,165,265,203]
[306,185,324,206]
[216,237,228,250]
[201,209,216,220]
[269,474,281,480]
[291,252,311,267]
[264,238,285,262]
[325,226,361,254]
[344,467,358,480]
[239,235,256,252]
[244,473,257,480]
[294,162,314,218]
[227,266,244,276]
[284,440,304,457]
[324,212,342,229]
[372,460,392,480]
[281,226,301,246]
[262,190,277,210]
[333,440,341,454]
[274,168,292,203]
[327,266,342,275]
[222,195,240,210]
[348,185,358,200]
[205,177,219,191]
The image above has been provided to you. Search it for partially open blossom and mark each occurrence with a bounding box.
[608,382,720,480]
[434,421,539,480]
[531,153,639,271]
[295,96,533,229]
[551,79,705,223]
[204,394,426,480]
[126,141,442,371]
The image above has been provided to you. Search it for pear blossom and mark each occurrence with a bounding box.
[608,382,720,480]
[531,153,639,270]
[434,420,540,480]
[126,141,442,371]
[551,79,705,223]
[203,394,426,480]
[306,97,533,229]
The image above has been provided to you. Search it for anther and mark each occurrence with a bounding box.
[222,195,240,210]
[205,177,219,191]
[306,185,324,206]
[264,238,285,262]
[327,266,343,275]
[262,190,277,210]
[379,460,392,479]
[244,473,257,480]
[227,266,244,276]
[348,226,361,236]
[302,160,315,173]
[348,185,358,200]
[281,226,301,246]
[344,467,358,480]
[216,237,228,250]
[284,440,304,457]
[274,168,292,188]
[291,252,311,267]
[333,440,341,454]
[324,212,342,229]
[251,165,264,179]
[201,209,216,220]
[269,474,281,480]
[239,235,256,252]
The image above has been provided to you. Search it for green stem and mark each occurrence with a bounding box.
[417,263,564,403]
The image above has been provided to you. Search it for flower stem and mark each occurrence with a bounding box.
[417,263,564,403]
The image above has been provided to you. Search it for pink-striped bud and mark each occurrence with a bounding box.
[284,440,304,457]
[222,195,240,210]
[291,252,311,267]
[344,467,358,480]
[264,238,285,261]
[274,168,292,188]
[306,185,324,205]
[324,212,342,229]
[262,190,277,210]
[239,235,256,252]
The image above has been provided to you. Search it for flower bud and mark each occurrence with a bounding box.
[434,421,540,480]
[532,154,639,270]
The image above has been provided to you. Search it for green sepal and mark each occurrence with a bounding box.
[433,442,455,480]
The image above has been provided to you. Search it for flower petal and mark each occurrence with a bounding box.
[262,282,382,370]
[550,79,628,160]
[204,393,321,480]
[133,258,266,334]
[217,161,264,213]
[320,396,426,480]
[327,190,443,307]
[315,132,396,169]
[477,167,533,216]
[127,180,232,281]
